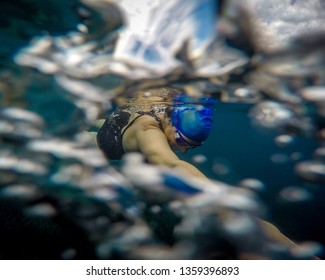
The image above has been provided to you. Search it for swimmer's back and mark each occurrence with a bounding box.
[97,110,131,160]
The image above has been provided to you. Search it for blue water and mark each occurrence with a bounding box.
[182,102,324,249]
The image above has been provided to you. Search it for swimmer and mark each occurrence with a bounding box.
[97,87,301,253]
[96,87,214,179]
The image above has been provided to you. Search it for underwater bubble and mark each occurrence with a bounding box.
[238,178,265,191]
[83,173,117,188]
[25,203,57,217]
[122,152,144,165]
[89,187,117,201]
[234,88,250,98]
[212,163,230,176]
[275,134,294,148]
[60,248,77,260]
[279,186,313,202]
[0,108,44,127]
[191,154,207,164]
[223,213,256,235]
[0,153,17,169]
[0,120,14,134]
[27,139,106,167]
[23,36,52,55]
[3,124,42,140]
[122,153,162,186]
[28,139,75,155]
[220,189,260,212]
[143,91,152,98]
[290,241,323,259]
[250,101,293,128]
[78,149,108,167]
[0,155,47,175]
[174,210,201,238]
[15,49,60,74]
[300,86,325,102]
[0,184,38,199]
[51,164,84,184]
[168,200,186,215]
[15,159,47,175]
[314,147,325,162]
[68,32,86,45]
[233,87,261,103]
[0,114,43,141]
[295,160,325,183]
[77,23,88,33]
[184,190,224,211]
[55,75,109,103]
[270,153,289,164]
[74,99,103,124]
[304,89,325,116]
[150,205,161,214]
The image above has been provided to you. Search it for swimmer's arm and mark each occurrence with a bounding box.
[135,125,208,179]
[138,128,206,178]
[258,219,297,247]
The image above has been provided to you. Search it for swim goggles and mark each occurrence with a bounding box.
[174,130,202,149]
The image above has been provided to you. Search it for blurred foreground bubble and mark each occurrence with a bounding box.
[27,139,107,167]
[24,203,57,217]
[300,86,325,103]
[295,160,325,183]
[275,134,294,148]
[0,108,44,127]
[250,101,293,129]
[191,154,208,164]
[212,158,232,176]
[0,184,39,200]
[238,178,265,192]
[0,153,48,175]
[223,213,257,235]
[233,87,262,103]
[219,188,260,212]
[279,186,313,203]
[0,108,44,141]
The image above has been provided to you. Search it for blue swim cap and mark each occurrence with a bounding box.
[171,95,214,145]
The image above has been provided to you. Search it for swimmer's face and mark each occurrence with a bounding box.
[172,138,188,153]
[165,125,189,153]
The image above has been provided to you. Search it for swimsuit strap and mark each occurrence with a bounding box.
[121,111,163,139]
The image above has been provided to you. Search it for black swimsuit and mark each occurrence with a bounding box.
[97,109,163,160]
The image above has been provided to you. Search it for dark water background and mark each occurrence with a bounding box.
[1,0,325,259]
[182,102,325,251]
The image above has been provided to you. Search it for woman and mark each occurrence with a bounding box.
[96,87,214,179]
[97,87,300,252]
